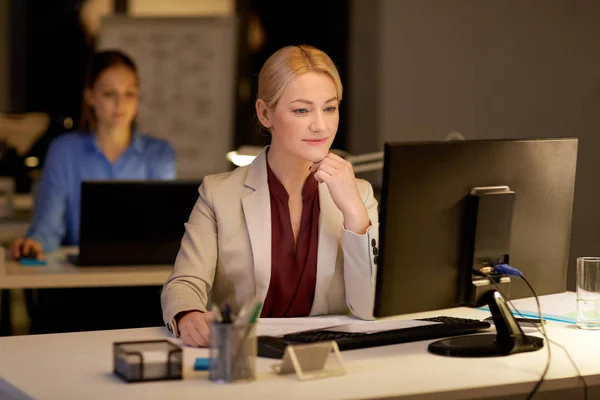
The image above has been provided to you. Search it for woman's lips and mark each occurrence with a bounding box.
[303,138,327,145]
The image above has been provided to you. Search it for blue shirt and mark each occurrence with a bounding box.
[27,131,176,251]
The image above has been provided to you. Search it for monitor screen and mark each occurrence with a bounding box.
[374,138,578,318]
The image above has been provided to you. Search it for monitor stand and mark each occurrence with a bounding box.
[428,290,544,357]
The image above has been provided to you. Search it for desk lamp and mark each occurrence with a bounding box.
[226,146,384,173]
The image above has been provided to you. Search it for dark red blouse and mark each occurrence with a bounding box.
[260,162,320,318]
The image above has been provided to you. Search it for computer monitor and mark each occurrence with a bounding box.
[77,180,201,266]
[374,138,578,356]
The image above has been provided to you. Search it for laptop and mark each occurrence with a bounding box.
[74,180,202,266]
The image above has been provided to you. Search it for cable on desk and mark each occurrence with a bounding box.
[489,264,587,398]
[486,264,550,398]
[517,273,588,400]
[481,266,588,400]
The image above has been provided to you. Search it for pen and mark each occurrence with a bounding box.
[235,297,262,327]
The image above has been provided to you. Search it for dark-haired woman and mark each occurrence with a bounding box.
[12,50,175,258]
[10,50,175,334]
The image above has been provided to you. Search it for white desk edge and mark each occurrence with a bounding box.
[0,295,598,400]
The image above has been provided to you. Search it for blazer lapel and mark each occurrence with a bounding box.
[241,149,272,304]
[311,183,342,315]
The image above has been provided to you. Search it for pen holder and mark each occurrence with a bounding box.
[209,322,257,383]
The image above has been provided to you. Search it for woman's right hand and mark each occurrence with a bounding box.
[10,238,43,260]
[177,311,214,347]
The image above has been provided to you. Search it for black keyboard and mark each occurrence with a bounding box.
[257,316,491,359]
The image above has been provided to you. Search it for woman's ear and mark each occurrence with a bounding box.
[255,99,272,129]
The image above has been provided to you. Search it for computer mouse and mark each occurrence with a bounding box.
[18,247,47,266]
[19,247,39,260]
[256,336,288,359]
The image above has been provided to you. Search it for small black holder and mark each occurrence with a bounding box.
[429,186,544,357]
[113,340,182,383]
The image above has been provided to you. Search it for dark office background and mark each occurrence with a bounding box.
[5,0,350,176]
[2,0,600,291]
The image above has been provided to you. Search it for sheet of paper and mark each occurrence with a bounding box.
[256,316,356,337]
[510,292,576,316]
[509,292,577,322]
[323,319,439,334]
[122,351,168,364]
[479,292,577,323]
[256,316,440,336]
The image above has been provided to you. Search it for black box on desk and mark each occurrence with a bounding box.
[113,340,182,383]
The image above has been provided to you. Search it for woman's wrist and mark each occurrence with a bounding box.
[342,207,370,235]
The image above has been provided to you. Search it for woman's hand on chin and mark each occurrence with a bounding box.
[310,153,370,234]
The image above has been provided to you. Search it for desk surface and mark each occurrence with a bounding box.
[0,300,598,400]
[0,247,172,289]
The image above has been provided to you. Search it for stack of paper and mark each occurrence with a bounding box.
[322,319,438,334]
[256,316,439,337]
[256,317,352,336]
[509,292,577,324]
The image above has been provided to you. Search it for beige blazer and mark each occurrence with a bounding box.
[161,148,379,334]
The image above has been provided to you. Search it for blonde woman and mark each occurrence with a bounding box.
[161,45,379,347]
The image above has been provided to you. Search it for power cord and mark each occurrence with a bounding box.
[512,273,587,400]
[481,266,588,400]
[491,265,550,399]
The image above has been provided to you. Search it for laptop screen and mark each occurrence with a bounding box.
[78,180,202,266]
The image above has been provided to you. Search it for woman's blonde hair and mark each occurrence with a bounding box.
[257,45,343,110]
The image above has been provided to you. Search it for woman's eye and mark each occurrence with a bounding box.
[325,106,337,112]
[293,108,309,114]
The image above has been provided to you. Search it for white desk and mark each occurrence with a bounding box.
[0,247,173,289]
[0,246,172,336]
[0,300,598,400]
